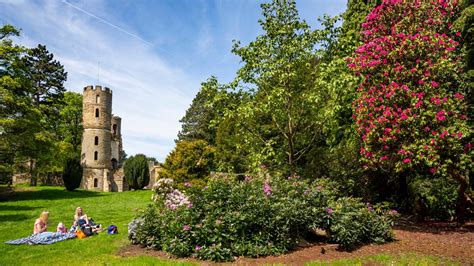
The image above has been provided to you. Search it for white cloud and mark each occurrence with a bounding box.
[1,0,199,161]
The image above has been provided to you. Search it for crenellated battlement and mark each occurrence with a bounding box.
[83,85,113,94]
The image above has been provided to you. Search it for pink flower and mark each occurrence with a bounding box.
[398,149,407,155]
[187,202,193,209]
[454,93,464,100]
[195,245,202,251]
[263,182,272,197]
[183,225,190,231]
[316,185,323,192]
[415,100,422,108]
[403,158,411,164]
[418,79,425,85]
[380,155,389,161]
[184,182,191,187]
[326,208,334,215]
[431,81,439,88]
[435,110,446,121]
[429,168,437,174]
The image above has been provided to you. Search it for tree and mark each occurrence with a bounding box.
[348,0,473,222]
[177,77,223,145]
[59,91,82,153]
[62,157,82,191]
[231,0,322,176]
[161,140,216,186]
[124,154,150,190]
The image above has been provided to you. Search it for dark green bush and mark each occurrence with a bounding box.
[327,197,397,250]
[129,176,396,261]
[124,154,150,189]
[62,157,82,191]
[409,177,458,220]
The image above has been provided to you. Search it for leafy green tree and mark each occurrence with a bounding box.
[62,157,82,191]
[230,0,322,176]
[177,77,223,145]
[161,140,216,186]
[59,91,82,153]
[124,154,150,190]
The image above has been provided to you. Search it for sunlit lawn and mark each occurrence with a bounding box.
[0,186,463,266]
[0,185,194,266]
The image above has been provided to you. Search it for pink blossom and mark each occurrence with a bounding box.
[326,208,334,215]
[435,111,446,121]
[454,93,464,99]
[431,81,439,88]
[403,158,411,164]
[183,225,190,231]
[415,101,422,108]
[195,245,202,251]
[418,79,425,85]
[380,155,389,161]
[184,182,191,187]
[263,182,272,197]
[398,149,407,155]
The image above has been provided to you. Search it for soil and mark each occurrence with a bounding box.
[118,217,474,265]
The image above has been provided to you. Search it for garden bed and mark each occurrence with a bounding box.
[119,218,474,265]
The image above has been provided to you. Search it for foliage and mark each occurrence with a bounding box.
[177,77,224,145]
[348,0,473,221]
[327,197,397,250]
[408,176,458,220]
[58,91,82,153]
[160,140,216,187]
[124,154,150,190]
[130,176,395,261]
[229,0,323,176]
[62,157,82,191]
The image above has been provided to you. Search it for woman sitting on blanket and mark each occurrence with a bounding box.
[72,207,101,233]
[33,211,49,234]
[73,207,90,227]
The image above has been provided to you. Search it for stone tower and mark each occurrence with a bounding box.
[81,85,126,192]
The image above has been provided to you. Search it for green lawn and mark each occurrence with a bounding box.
[0,186,463,266]
[0,186,194,266]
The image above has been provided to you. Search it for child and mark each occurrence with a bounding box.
[57,222,67,234]
[33,211,49,234]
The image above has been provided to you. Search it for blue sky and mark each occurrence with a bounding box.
[0,0,347,161]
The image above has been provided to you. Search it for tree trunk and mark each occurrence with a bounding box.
[450,169,473,225]
[29,158,37,186]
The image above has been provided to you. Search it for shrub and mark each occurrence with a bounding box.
[62,157,82,191]
[129,176,396,261]
[327,197,397,250]
[348,0,473,221]
[124,154,150,189]
[409,176,458,220]
[160,140,216,186]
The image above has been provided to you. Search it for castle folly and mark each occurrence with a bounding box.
[80,85,127,192]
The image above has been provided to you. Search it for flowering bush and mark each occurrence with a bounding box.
[348,0,473,220]
[129,176,396,261]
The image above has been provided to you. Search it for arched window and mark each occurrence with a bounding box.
[95,108,99,117]
[94,136,99,145]
[96,94,100,103]
[93,178,98,187]
[94,151,98,160]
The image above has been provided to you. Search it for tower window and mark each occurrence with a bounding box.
[94,136,99,145]
[94,151,98,160]
[94,178,98,187]
[113,124,117,135]
[96,94,100,103]
[95,108,99,117]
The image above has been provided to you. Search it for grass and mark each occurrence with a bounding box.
[0,186,464,266]
[0,185,196,266]
[308,253,461,266]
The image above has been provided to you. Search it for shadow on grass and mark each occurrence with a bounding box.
[0,214,30,222]
[1,187,108,202]
[0,205,44,211]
